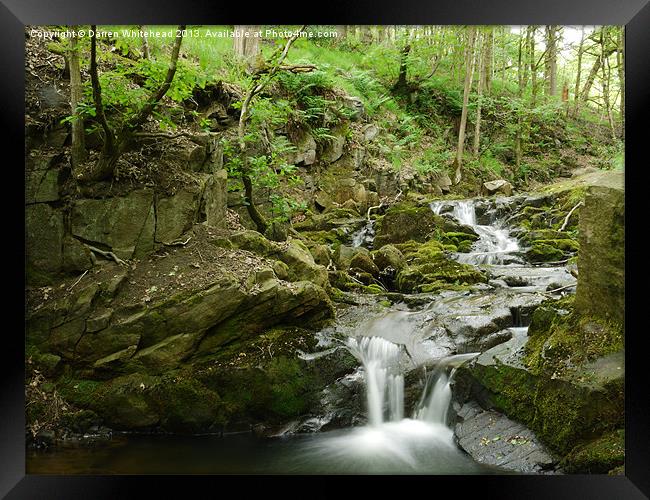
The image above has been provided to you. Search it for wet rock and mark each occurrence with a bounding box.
[454,400,558,473]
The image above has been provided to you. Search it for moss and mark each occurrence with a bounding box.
[526,242,565,262]
[536,239,579,252]
[362,284,385,294]
[149,372,226,432]
[374,203,441,247]
[524,296,623,379]
[561,429,625,473]
[296,230,342,247]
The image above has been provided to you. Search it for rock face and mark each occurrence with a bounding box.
[25,168,228,286]
[575,183,624,324]
[27,228,336,433]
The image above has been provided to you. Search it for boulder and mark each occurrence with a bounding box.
[321,125,347,164]
[362,124,379,142]
[287,131,317,166]
[371,245,406,271]
[575,184,624,324]
[349,252,380,277]
[374,203,440,247]
[203,169,228,228]
[155,186,201,244]
[454,400,558,473]
[482,180,513,196]
[309,244,331,267]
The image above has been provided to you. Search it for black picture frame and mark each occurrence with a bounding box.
[4,0,648,497]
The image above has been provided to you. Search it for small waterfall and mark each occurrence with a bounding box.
[351,220,375,248]
[416,370,452,424]
[346,336,475,429]
[346,336,403,426]
[431,200,519,265]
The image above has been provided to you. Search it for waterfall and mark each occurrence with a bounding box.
[346,336,475,429]
[351,220,375,248]
[346,336,403,426]
[431,200,520,265]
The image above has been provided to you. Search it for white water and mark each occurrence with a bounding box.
[431,200,520,265]
[345,336,404,426]
[293,335,480,473]
[346,336,473,428]
[351,220,375,248]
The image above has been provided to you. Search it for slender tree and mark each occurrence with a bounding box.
[233,25,261,63]
[600,28,617,139]
[571,26,585,117]
[237,26,315,233]
[544,25,558,97]
[617,27,625,140]
[473,30,487,157]
[453,27,477,185]
[78,25,185,182]
[68,27,86,169]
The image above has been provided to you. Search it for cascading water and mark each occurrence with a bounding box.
[431,200,520,265]
[351,220,375,248]
[345,336,404,425]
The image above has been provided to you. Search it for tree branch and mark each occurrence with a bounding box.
[125,25,186,133]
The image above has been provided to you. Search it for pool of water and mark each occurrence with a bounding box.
[27,425,509,475]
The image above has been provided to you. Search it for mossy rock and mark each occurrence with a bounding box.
[374,202,441,247]
[371,244,406,271]
[309,244,331,267]
[350,252,380,277]
[535,239,579,252]
[439,231,479,249]
[396,255,486,293]
[296,230,343,247]
[561,429,624,473]
[328,270,361,292]
[526,242,565,263]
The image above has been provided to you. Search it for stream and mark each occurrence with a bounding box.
[27,197,576,475]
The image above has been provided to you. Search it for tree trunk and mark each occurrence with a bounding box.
[453,28,476,184]
[473,31,486,157]
[80,25,185,183]
[580,30,616,106]
[515,35,524,172]
[572,26,585,117]
[483,28,493,92]
[544,25,558,97]
[393,43,411,93]
[617,28,625,140]
[234,25,261,62]
[528,26,538,106]
[601,28,617,140]
[140,25,150,59]
[69,27,86,170]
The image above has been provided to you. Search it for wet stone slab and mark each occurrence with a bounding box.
[454,400,560,474]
